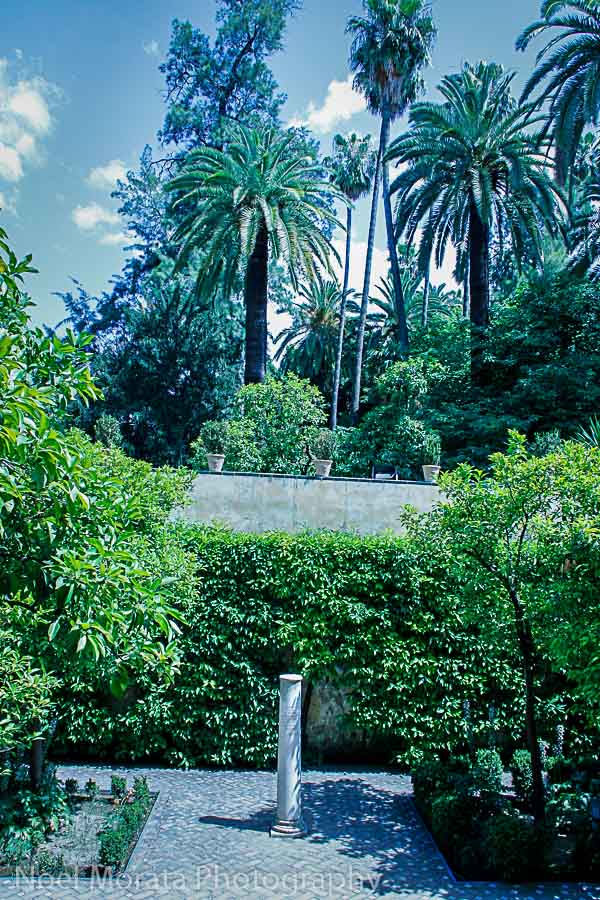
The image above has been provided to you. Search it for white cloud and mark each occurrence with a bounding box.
[0,58,60,183]
[9,83,51,133]
[99,230,130,246]
[0,142,23,181]
[143,40,160,58]
[289,76,366,134]
[72,202,120,230]
[87,159,127,190]
[0,189,17,215]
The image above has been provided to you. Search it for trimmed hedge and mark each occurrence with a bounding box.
[54,525,520,769]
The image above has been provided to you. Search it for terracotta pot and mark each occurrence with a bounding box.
[313,458,332,478]
[422,464,441,483]
[206,453,225,473]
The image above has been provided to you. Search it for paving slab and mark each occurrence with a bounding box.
[0,765,598,900]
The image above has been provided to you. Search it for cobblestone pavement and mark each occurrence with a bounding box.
[0,765,598,900]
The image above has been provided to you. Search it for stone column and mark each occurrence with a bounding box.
[270,674,306,837]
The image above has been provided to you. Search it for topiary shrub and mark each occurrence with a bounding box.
[472,749,503,800]
[510,749,534,809]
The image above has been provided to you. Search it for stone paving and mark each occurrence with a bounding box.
[0,764,598,900]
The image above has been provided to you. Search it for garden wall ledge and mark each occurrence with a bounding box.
[176,471,443,535]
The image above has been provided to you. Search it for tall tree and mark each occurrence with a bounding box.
[348,0,436,419]
[517,0,600,184]
[274,276,341,394]
[160,0,300,151]
[388,62,561,382]
[57,259,243,465]
[167,126,343,384]
[325,132,376,428]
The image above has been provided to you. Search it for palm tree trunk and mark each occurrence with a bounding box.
[331,206,352,429]
[422,264,430,328]
[462,267,469,318]
[468,204,490,383]
[381,112,409,354]
[351,122,384,423]
[244,222,269,384]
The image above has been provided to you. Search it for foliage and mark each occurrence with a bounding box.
[0,767,69,868]
[348,0,437,119]
[404,434,600,820]
[389,60,560,370]
[510,748,534,808]
[159,1,299,150]
[472,749,503,798]
[110,775,127,799]
[190,374,328,476]
[195,420,230,456]
[325,132,376,202]
[55,524,526,770]
[390,60,559,275]
[517,1,600,180]
[168,126,341,300]
[98,776,152,870]
[0,638,57,757]
[167,126,342,383]
[94,414,124,450]
[309,428,337,461]
[577,415,600,448]
[336,360,444,477]
[421,431,441,466]
[481,810,545,881]
[0,230,186,686]
[58,257,244,466]
[275,277,341,394]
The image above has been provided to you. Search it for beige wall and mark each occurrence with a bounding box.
[177,472,442,535]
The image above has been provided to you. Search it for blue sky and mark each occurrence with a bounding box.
[0,0,542,325]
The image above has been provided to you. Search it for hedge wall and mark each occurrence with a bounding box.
[54,524,519,769]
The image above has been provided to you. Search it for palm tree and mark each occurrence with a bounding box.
[388,62,561,382]
[368,268,459,356]
[274,277,341,392]
[347,0,436,418]
[517,1,600,184]
[325,132,376,428]
[166,126,343,384]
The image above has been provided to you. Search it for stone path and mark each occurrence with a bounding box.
[1,765,598,899]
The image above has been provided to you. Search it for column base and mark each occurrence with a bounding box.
[270,817,307,839]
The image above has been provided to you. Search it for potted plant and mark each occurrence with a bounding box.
[197,420,229,473]
[309,428,337,478]
[422,432,442,483]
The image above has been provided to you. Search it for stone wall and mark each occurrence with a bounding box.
[177,471,442,536]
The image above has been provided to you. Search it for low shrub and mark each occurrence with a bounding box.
[510,749,534,808]
[98,777,152,870]
[110,775,127,799]
[472,749,504,799]
[481,810,545,881]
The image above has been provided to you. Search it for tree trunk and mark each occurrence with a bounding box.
[381,111,409,354]
[468,204,490,383]
[351,121,384,424]
[422,265,430,328]
[462,267,470,318]
[511,590,545,824]
[331,206,352,429]
[244,222,269,384]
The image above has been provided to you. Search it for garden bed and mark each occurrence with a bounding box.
[413,750,600,884]
[0,773,156,878]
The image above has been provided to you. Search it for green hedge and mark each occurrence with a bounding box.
[54,525,520,769]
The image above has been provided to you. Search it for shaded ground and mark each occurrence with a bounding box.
[0,765,598,899]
